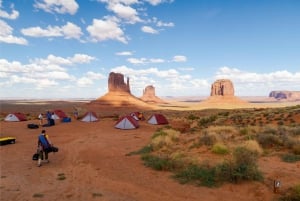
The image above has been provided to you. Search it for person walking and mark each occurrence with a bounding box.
[37,130,52,167]
[38,113,43,125]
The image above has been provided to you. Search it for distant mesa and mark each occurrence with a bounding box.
[140,85,167,104]
[88,72,152,108]
[201,79,248,106]
[269,91,300,101]
[210,79,234,96]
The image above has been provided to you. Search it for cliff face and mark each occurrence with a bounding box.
[269,91,300,100]
[210,79,234,96]
[108,72,130,93]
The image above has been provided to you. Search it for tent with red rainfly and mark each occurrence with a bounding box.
[147,113,168,125]
[115,115,139,130]
[81,112,98,122]
[52,109,67,119]
[4,112,27,122]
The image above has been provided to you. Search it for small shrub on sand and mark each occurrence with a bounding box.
[141,154,183,171]
[33,193,44,198]
[212,143,229,155]
[199,133,217,146]
[173,163,216,187]
[281,153,300,163]
[151,129,180,150]
[292,143,300,155]
[243,140,263,156]
[278,183,300,201]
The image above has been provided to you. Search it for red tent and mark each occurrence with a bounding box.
[4,113,27,122]
[115,115,139,129]
[53,110,67,119]
[147,114,168,125]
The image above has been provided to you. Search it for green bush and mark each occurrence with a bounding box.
[278,184,300,201]
[281,153,300,163]
[199,133,217,146]
[212,143,229,155]
[216,147,263,183]
[256,133,282,148]
[173,164,216,187]
[141,154,183,171]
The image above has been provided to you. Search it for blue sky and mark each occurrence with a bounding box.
[0,0,299,99]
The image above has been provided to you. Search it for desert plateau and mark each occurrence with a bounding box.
[1,94,300,201]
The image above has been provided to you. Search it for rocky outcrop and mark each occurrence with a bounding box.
[210,79,234,96]
[140,85,167,104]
[269,91,300,100]
[88,72,154,109]
[108,72,130,93]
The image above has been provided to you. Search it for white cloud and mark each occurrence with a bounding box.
[215,66,300,95]
[116,51,133,56]
[173,55,187,62]
[34,0,79,15]
[0,2,19,19]
[156,20,174,27]
[70,54,96,63]
[0,20,27,45]
[127,57,164,64]
[106,2,142,23]
[21,22,83,40]
[145,0,174,6]
[141,25,158,34]
[87,17,128,43]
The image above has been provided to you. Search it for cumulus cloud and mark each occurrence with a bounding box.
[21,22,83,40]
[0,2,19,19]
[34,0,79,15]
[0,20,27,45]
[105,2,142,23]
[0,53,96,92]
[156,20,174,27]
[141,25,158,34]
[116,51,133,56]
[215,66,300,95]
[76,71,106,87]
[127,57,164,64]
[145,0,174,6]
[173,55,187,62]
[87,17,128,43]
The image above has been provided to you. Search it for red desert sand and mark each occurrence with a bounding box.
[0,97,300,201]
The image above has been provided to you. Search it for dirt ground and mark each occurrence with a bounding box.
[0,99,300,201]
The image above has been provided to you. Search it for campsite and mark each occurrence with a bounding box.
[0,98,300,201]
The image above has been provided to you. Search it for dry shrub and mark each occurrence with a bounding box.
[243,140,263,155]
[151,129,180,150]
[212,143,229,155]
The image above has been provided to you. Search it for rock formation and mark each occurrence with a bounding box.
[140,85,167,104]
[108,72,130,93]
[88,72,154,109]
[210,79,234,96]
[200,79,248,107]
[269,91,300,100]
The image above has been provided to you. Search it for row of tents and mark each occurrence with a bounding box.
[4,111,169,130]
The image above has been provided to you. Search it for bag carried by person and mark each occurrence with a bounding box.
[32,153,39,160]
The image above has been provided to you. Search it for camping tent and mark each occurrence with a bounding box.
[4,113,27,122]
[147,114,168,125]
[115,115,139,129]
[81,112,98,122]
[130,112,145,121]
[52,109,67,119]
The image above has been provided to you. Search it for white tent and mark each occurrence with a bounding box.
[81,112,98,122]
[147,114,168,125]
[115,115,139,130]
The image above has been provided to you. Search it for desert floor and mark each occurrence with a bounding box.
[0,99,300,201]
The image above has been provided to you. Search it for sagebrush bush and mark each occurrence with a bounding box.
[278,183,300,201]
[243,140,263,156]
[212,143,229,155]
[151,129,180,150]
[256,133,282,148]
[199,133,217,146]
